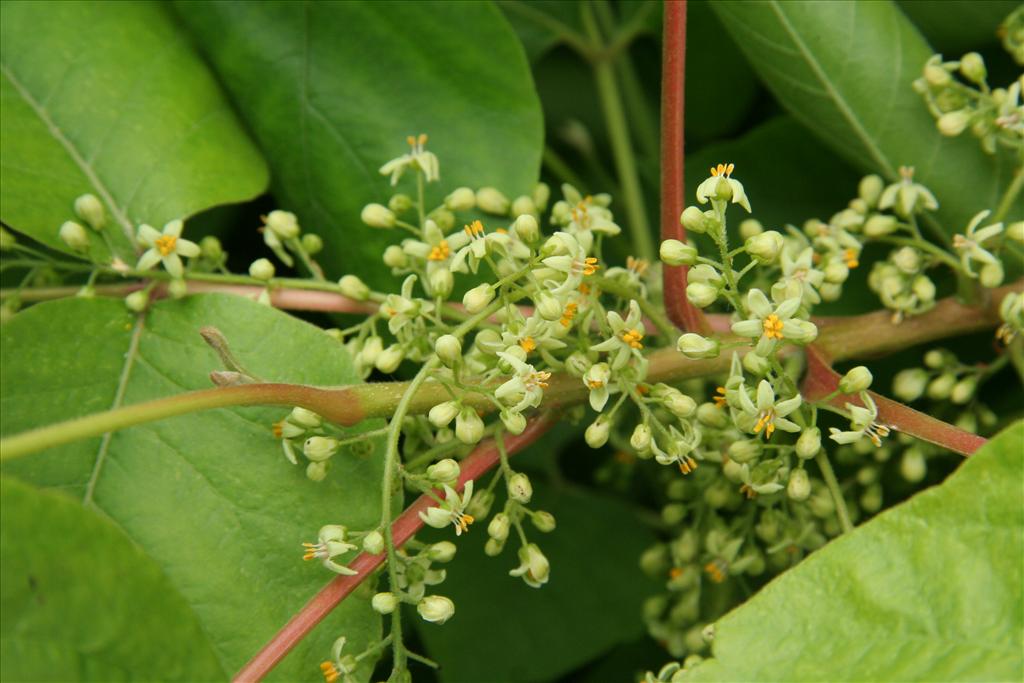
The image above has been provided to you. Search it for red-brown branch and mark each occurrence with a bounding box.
[801,345,986,456]
[232,415,555,683]
[661,0,709,335]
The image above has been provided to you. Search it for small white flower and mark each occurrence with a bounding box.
[136,220,200,278]
[828,394,892,447]
[591,300,646,370]
[583,362,611,411]
[734,380,802,439]
[878,166,938,217]
[495,353,551,413]
[509,543,550,588]
[696,163,751,212]
[419,481,476,536]
[952,210,1003,277]
[731,289,816,355]
[302,525,358,575]
[379,133,439,185]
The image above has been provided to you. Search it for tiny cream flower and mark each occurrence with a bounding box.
[583,362,611,411]
[509,543,550,588]
[591,300,646,370]
[734,380,802,439]
[731,289,816,354]
[952,210,1003,277]
[419,481,476,536]
[136,220,200,278]
[696,163,752,212]
[379,133,439,185]
[828,394,892,447]
[878,166,938,217]
[302,525,358,575]
[495,352,551,413]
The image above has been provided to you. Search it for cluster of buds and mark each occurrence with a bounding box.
[892,348,1002,434]
[271,407,356,481]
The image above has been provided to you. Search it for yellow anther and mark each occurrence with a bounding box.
[714,386,728,408]
[560,302,578,328]
[272,421,284,439]
[587,379,604,390]
[582,257,599,276]
[627,256,649,276]
[678,455,698,475]
[754,410,777,438]
[464,220,485,238]
[155,234,177,256]
[763,314,784,340]
[843,248,859,269]
[519,337,536,353]
[320,661,340,683]
[428,240,450,261]
[710,162,735,178]
[704,559,727,583]
[622,328,644,350]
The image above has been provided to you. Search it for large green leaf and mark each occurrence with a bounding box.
[0,477,225,682]
[416,482,659,682]
[897,1,1017,55]
[679,421,1024,682]
[0,295,383,681]
[712,0,1020,235]
[175,0,544,289]
[0,1,268,261]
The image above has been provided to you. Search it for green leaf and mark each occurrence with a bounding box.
[1,295,383,681]
[897,1,1017,55]
[680,421,1024,682]
[416,483,659,682]
[712,0,1020,235]
[0,477,225,682]
[175,1,544,289]
[0,1,269,262]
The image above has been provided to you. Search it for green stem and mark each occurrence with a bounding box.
[815,451,853,534]
[582,3,655,261]
[993,164,1024,223]
[499,0,593,57]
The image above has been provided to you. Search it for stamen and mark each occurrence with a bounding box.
[560,302,578,328]
[763,314,785,340]
[428,240,450,261]
[302,542,322,561]
[621,329,644,350]
[739,483,757,499]
[587,379,604,389]
[843,248,859,269]
[710,162,735,178]
[669,567,683,579]
[320,661,340,683]
[519,336,536,353]
[714,386,728,408]
[464,220,485,238]
[704,559,728,583]
[678,456,698,475]
[272,421,284,439]
[155,235,177,256]
[582,257,599,276]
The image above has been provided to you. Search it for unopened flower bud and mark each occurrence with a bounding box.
[361,203,395,229]
[249,258,275,281]
[680,206,706,234]
[787,469,811,501]
[839,366,873,393]
[514,213,540,243]
[445,187,476,212]
[166,279,187,299]
[383,244,408,269]
[532,182,551,211]
[125,289,149,312]
[59,221,90,252]
[338,274,369,301]
[363,530,385,555]
[662,503,687,525]
[665,392,697,418]
[428,401,460,428]
[417,595,455,624]
[744,230,783,264]
[1006,222,1024,243]
[455,407,485,444]
[388,194,413,213]
[465,489,494,518]
[511,195,537,218]
[677,333,720,359]
[980,261,1004,288]
[742,351,771,376]
[476,187,510,215]
[488,513,511,542]
[950,376,977,404]
[893,368,928,401]
[500,410,527,435]
[304,436,339,462]
[924,62,951,87]
[289,407,322,428]
[959,52,986,84]
[434,334,462,366]
[863,214,898,237]
[585,416,611,448]
[630,423,652,451]
[728,439,762,464]
[74,194,106,230]
[265,210,300,239]
[937,110,970,137]
[507,472,533,503]
[660,239,697,266]
[900,448,927,482]
[697,402,728,429]
[927,373,956,400]
[484,538,504,556]
[427,541,457,563]
[686,282,718,308]
[306,461,327,481]
[375,345,404,373]
[859,175,884,207]
[426,458,461,485]
[739,218,763,240]
[463,283,494,313]
[532,510,556,532]
[372,592,398,614]
[535,292,563,321]
[428,267,453,299]
[796,427,821,459]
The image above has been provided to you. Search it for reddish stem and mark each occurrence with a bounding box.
[661,0,709,334]
[802,345,986,456]
[232,415,555,682]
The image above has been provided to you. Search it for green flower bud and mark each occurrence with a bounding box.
[168,279,188,299]
[639,544,669,577]
[937,110,970,136]
[979,261,1004,288]
[823,261,850,284]
[660,239,697,266]
[125,289,149,312]
[585,416,611,448]
[686,282,718,308]
[959,52,986,84]
[484,537,505,556]
[507,472,533,503]
[891,246,922,274]
[383,244,408,269]
[924,349,949,368]
[722,457,745,483]
[429,208,456,231]
[476,187,510,215]
[463,283,494,314]
[434,334,462,366]
[728,439,762,464]
[664,391,697,419]
[338,274,369,301]
[74,194,106,230]
[466,489,494,518]
[950,376,977,405]
[533,182,551,212]
[742,351,771,376]
[677,333,719,359]
[511,195,537,218]
[372,592,398,614]
[500,410,527,435]
[445,187,476,212]
[531,510,556,533]
[265,210,300,239]
[429,267,454,299]
[303,436,339,462]
[535,292,563,321]
[59,221,90,252]
[863,214,898,237]
[787,468,811,501]
[455,406,485,444]
[796,427,821,459]
[696,402,728,429]
[361,203,396,229]
[427,458,460,485]
[739,218,764,240]
[306,461,327,482]
[417,595,455,624]
[1006,222,1024,243]
[744,230,784,264]
[427,541,457,563]
[924,62,951,86]
[514,213,540,243]
[388,193,413,213]
[956,411,978,433]
[680,206,706,234]
[362,530,384,555]
[900,448,927,482]
[808,486,836,518]
[839,366,873,393]
[662,503,687,525]
[860,483,883,513]
[249,258,275,281]
[375,344,404,373]
[301,233,323,255]
[429,400,460,428]
[859,174,884,207]
[289,409,321,432]
[630,423,652,451]
[487,513,510,542]
[926,372,956,400]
